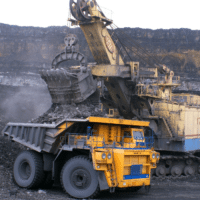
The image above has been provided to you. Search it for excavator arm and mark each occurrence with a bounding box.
[68,0,143,118]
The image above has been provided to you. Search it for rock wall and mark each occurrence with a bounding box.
[1,23,200,83]
[0,23,92,86]
[114,28,200,79]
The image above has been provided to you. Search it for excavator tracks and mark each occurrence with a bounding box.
[154,154,200,178]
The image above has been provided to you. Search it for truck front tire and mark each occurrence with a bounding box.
[13,150,44,189]
[61,156,99,199]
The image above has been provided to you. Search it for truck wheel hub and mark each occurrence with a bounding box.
[19,160,31,180]
[71,169,91,189]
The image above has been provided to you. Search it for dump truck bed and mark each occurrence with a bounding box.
[2,119,86,153]
[2,117,149,153]
[3,122,61,153]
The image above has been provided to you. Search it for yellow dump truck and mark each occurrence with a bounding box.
[3,116,159,199]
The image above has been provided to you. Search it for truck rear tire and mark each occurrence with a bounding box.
[13,150,44,189]
[61,156,99,199]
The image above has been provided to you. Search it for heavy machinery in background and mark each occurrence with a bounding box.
[40,0,200,178]
[3,117,159,198]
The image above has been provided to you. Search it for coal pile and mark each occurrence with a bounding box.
[0,114,25,170]
[31,102,106,124]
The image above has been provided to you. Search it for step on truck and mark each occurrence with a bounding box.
[3,116,159,199]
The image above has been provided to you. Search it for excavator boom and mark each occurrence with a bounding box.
[68,0,142,118]
[41,0,179,119]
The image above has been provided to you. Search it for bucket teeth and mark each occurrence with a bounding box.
[40,68,97,104]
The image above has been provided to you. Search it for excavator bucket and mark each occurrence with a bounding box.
[40,68,97,104]
[40,34,97,104]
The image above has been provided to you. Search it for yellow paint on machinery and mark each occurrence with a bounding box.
[90,123,158,188]
[87,116,150,126]
[2,1,162,197]
[56,116,159,188]
[71,0,131,78]
[137,76,180,100]
[90,64,130,78]
[154,99,200,139]
[48,117,159,188]
[79,3,124,66]
[92,148,154,188]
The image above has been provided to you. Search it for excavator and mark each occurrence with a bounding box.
[40,0,200,177]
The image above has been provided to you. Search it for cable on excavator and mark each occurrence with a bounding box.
[92,0,165,74]
[108,26,132,63]
[109,24,174,77]
[109,23,162,69]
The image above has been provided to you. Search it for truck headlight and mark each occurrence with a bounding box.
[152,153,155,159]
[107,153,111,159]
[156,154,160,159]
[102,153,106,159]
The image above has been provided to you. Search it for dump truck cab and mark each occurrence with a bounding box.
[83,118,159,189]
[123,128,145,147]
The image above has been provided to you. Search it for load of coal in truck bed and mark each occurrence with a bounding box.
[31,90,106,124]
[31,103,105,124]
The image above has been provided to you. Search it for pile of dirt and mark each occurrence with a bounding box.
[0,114,25,170]
[0,133,28,199]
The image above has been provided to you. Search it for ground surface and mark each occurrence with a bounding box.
[0,134,200,200]
[0,85,200,199]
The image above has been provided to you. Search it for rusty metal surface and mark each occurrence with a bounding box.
[51,51,87,69]
[41,68,97,104]
[104,77,135,118]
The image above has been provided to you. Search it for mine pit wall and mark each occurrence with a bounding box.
[154,101,200,152]
[1,23,200,83]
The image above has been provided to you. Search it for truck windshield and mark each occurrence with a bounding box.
[124,132,131,138]
[133,131,143,140]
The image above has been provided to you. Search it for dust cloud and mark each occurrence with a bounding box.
[0,86,52,123]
